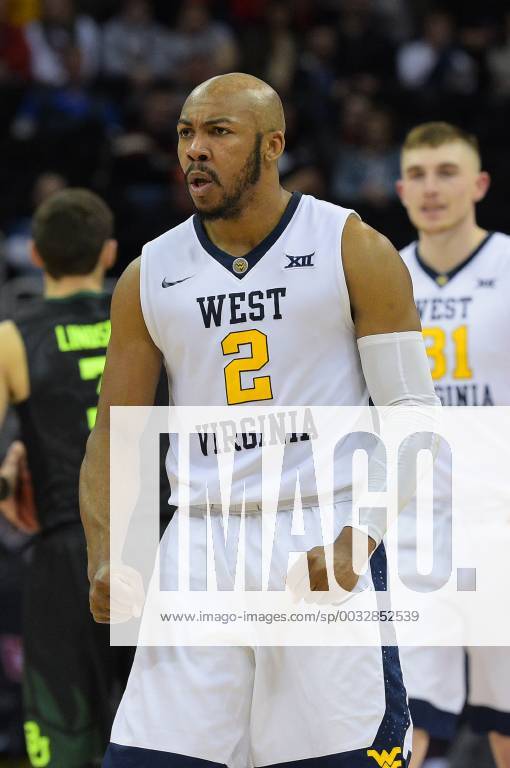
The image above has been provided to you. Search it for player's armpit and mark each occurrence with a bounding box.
[341,215,421,339]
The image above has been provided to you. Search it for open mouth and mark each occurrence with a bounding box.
[188,172,215,195]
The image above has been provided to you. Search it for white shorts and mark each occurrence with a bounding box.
[467,646,510,736]
[104,504,412,767]
[399,646,465,740]
[400,645,510,739]
[398,499,510,739]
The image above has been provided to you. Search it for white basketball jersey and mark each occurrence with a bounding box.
[140,192,369,505]
[401,231,510,515]
[401,232,510,407]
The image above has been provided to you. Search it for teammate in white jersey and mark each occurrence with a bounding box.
[80,74,438,767]
[396,121,510,768]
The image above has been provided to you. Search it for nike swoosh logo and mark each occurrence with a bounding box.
[162,276,194,288]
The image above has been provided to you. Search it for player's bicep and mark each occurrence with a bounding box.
[0,321,29,426]
[342,217,421,339]
[94,259,162,428]
[97,334,161,419]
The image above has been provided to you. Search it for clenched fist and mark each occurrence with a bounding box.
[288,526,377,604]
[90,563,145,624]
[308,526,376,592]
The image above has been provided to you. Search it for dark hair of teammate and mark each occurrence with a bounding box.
[32,188,114,279]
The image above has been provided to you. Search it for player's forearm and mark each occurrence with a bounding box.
[79,425,110,580]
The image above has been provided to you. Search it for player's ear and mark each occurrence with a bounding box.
[474,171,490,203]
[265,131,285,163]
[101,239,118,271]
[29,241,44,269]
[395,178,405,202]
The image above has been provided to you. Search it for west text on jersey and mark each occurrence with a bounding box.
[196,288,287,328]
[415,297,472,322]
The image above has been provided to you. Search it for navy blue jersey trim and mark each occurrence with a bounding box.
[193,192,302,279]
[414,232,494,288]
[258,747,411,767]
[466,704,510,736]
[369,544,412,755]
[409,698,459,741]
[104,744,411,768]
[103,743,227,767]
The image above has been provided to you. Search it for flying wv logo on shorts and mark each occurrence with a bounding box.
[367,747,403,768]
[284,252,315,268]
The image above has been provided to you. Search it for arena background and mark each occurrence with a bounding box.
[0,0,508,765]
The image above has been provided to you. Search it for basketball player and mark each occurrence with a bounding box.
[396,122,510,768]
[81,73,440,767]
[0,188,122,767]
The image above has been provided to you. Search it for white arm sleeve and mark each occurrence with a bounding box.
[357,331,438,408]
[355,331,441,545]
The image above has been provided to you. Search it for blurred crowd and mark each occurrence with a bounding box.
[0,0,509,283]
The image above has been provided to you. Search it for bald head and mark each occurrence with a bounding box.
[182,73,285,134]
[177,73,287,219]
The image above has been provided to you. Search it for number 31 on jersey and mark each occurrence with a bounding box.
[422,324,472,380]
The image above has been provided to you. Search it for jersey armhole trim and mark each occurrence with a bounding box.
[337,210,359,331]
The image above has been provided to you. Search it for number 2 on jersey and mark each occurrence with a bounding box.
[422,325,472,380]
[78,355,106,428]
[222,329,273,405]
